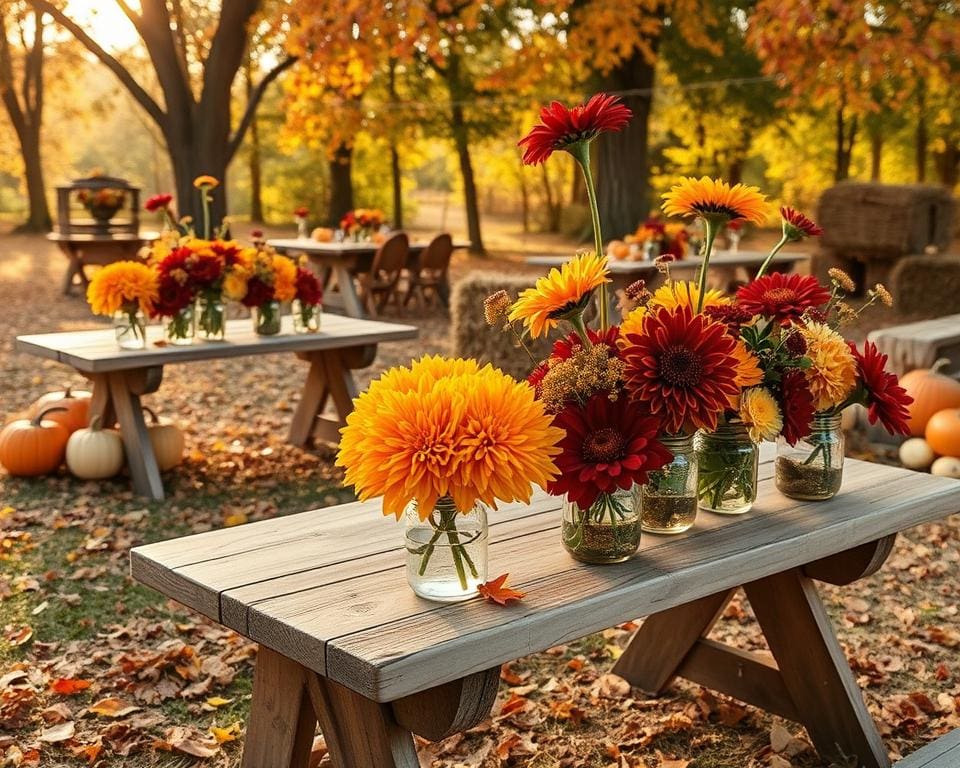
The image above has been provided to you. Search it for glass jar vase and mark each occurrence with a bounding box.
[296,217,309,239]
[696,423,758,515]
[776,412,844,501]
[292,299,320,334]
[404,497,488,602]
[641,434,698,534]
[163,304,195,346]
[197,292,226,341]
[253,300,282,336]
[561,486,642,564]
[114,308,147,350]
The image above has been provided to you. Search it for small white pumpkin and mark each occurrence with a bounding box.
[899,438,935,471]
[931,456,960,479]
[144,408,185,471]
[65,416,124,480]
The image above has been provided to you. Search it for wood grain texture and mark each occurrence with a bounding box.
[896,729,960,767]
[803,535,897,586]
[869,314,960,376]
[390,667,499,741]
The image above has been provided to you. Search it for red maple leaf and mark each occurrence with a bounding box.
[478,574,525,606]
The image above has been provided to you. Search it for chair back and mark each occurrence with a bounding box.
[372,232,409,278]
[418,234,453,276]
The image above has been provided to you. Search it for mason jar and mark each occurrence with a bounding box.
[776,412,844,500]
[253,300,282,335]
[695,423,759,515]
[292,299,320,334]
[163,304,195,346]
[197,292,226,341]
[641,433,698,534]
[561,485,642,564]
[114,308,147,350]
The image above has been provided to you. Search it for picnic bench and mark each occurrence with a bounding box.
[15,314,417,501]
[50,231,159,296]
[130,448,960,768]
[868,314,960,377]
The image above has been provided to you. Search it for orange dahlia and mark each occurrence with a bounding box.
[662,177,768,224]
[800,322,857,411]
[86,261,159,317]
[622,306,740,434]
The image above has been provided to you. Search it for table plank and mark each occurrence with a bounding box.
[16,314,418,373]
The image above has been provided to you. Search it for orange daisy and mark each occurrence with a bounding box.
[662,177,768,224]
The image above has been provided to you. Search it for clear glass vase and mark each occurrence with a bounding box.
[253,300,282,335]
[296,217,309,239]
[114,308,146,350]
[561,486,642,564]
[197,292,226,341]
[163,304,195,346]
[292,299,320,334]
[641,433,698,534]
[776,412,844,501]
[696,423,758,515]
[404,497,488,602]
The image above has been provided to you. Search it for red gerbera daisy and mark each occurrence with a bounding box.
[551,326,621,361]
[849,341,913,436]
[780,206,823,239]
[144,193,173,213]
[736,273,831,324]
[622,306,740,434]
[780,369,815,446]
[547,394,672,509]
[518,93,632,166]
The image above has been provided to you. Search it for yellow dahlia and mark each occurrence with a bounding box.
[509,252,609,338]
[272,254,298,302]
[648,280,730,313]
[87,261,159,317]
[732,340,764,388]
[739,386,783,442]
[800,322,858,411]
[662,177,769,224]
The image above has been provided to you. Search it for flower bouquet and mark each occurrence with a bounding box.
[294,206,310,239]
[336,356,562,601]
[150,247,198,345]
[339,208,385,241]
[77,186,126,223]
[292,265,323,333]
[623,216,690,261]
[226,246,297,335]
[87,261,158,350]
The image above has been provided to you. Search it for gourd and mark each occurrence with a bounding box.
[900,359,960,437]
[899,438,935,471]
[143,408,185,471]
[30,386,92,434]
[0,407,69,476]
[65,416,124,480]
[931,456,960,479]
[606,240,629,260]
[925,408,960,458]
[311,227,333,243]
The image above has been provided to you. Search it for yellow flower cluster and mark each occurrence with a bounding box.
[739,387,783,443]
[800,322,857,411]
[224,248,297,303]
[86,261,158,317]
[337,356,564,520]
[619,281,729,342]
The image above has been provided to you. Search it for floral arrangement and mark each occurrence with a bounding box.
[86,261,158,348]
[223,244,297,335]
[293,264,323,332]
[294,206,309,220]
[339,208,385,240]
[77,187,126,219]
[622,216,690,260]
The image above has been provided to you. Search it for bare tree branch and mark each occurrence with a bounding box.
[226,54,297,161]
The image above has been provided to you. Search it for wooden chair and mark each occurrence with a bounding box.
[357,232,409,317]
[403,234,453,311]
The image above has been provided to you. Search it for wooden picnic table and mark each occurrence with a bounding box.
[269,237,471,318]
[868,314,960,377]
[49,231,159,297]
[15,314,417,501]
[130,448,960,768]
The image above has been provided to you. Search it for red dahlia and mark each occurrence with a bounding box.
[551,326,621,361]
[736,273,830,324]
[151,273,194,317]
[547,394,671,509]
[242,277,274,308]
[779,369,815,446]
[849,341,913,436]
[295,267,323,306]
[622,306,740,434]
[188,252,224,287]
[518,93,632,166]
[780,206,823,239]
[144,193,172,213]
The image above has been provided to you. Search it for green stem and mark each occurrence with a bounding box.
[696,218,720,314]
[755,232,790,280]
[569,142,608,331]
[447,530,469,591]
[200,189,211,240]
[567,312,592,347]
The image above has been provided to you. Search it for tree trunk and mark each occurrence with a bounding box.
[834,107,857,182]
[450,103,484,254]
[916,86,928,183]
[246,59,263,223]
[519,164,530,234]
[596,46,657,239]
[870,132,883,181]
[328,142,354,226]
[390,144,403,229]
[19,123,50,231]
[934,143,960,189]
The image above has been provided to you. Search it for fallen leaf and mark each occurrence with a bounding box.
[5,626,32,647]
[478,574,525,606]
[88,697,140,718]
[163,726,220,757]
[69,743,102,765]
[38,720,75,742]
[51,678,92,695]
[209,722,241,743]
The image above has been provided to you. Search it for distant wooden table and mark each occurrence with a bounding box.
[868,314,960,377]
[15,315,417,500]
[131,450,960,768]
[49,231,159,297]
[269,238,470,318]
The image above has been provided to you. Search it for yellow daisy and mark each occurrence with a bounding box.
[662,177,769,224]
[739,387,783,443]
[648,280,730,313]
[732,340,764,388]
[509,252,609,338]
[618,304,646,344]
[193,175,219,189]
[800,322,858,411]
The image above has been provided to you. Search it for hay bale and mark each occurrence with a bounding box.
[450,272,552,380]
[888,253,960,322]
[818,182,953,257]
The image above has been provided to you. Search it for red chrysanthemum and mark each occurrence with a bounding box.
[242,277,274,308]
[156,247,190,277]
[551,326,621,361]
[736,273,831,324]
[780,369,815,446]
[780,206,823,239]
[144,193,172,213]
[518,93,632,165]
[703,304,755,336]
[189,252,224,287]
[849,341,913,436]
[547,394,672,509]
[295,267,323,306]
[151,273,194,318]
[622,306,740,434]
[210,240,244,268]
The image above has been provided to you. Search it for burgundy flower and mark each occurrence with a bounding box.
[156,247,190,278]
[547,394,672,509]
[849,341,913,436]
[736,273,831,324]
[780,369,815,446]
[210,240,243,268]
[294,206,309,219]
[780,206,823,239]
[250,228,264,240]
[518,93,632,165]
[295,267,322,306]
[551,327,620,361]
[242,277,274,308]
[703,304,755,336]
[151,273,194,317]
[188,252,224,288]
[144,193,173,213]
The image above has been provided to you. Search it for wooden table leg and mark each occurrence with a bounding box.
[289,347,371,448]
[288,353,331,447]
[109,367,165,501]
[332,263,367,319]
[87,373,116,428]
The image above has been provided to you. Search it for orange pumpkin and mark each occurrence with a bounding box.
[925,408,960,458]
[0,407,70,477]
[606,240,629,260]
[30,386,92,434]
[900,359,960,437]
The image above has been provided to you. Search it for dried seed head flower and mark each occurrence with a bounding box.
[538,345,624,413]
[784,329,808,357]
[654,254,675,273]
[837,302,858,325]
[625,279,648,302]
[828,267,855,292]
[873,283,893,307]
[803,307,828,324]
[483,290,512,327]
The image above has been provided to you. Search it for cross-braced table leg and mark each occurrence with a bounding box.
[613,537,897,768]
[242,647,498,768]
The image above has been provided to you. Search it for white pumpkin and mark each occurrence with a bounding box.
[899,438,935,471]
[931,456,960,479]
[65,416,124,480]
[144,408,185,471]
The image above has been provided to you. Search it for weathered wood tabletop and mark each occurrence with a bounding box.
[16,315,417,500]
[869,314,960,377]
[131,450,960,768]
